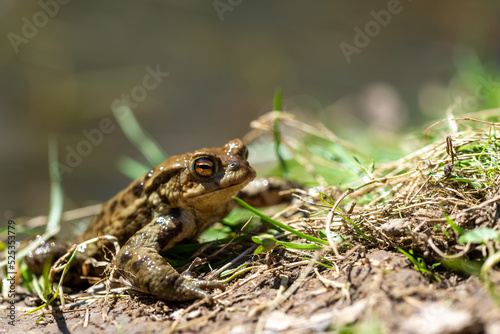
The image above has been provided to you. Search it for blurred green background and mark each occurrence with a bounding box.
[1,0,500,219]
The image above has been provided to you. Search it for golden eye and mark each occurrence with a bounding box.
[193,157,216,177]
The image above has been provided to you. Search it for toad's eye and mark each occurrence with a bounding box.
[193,157,216,177]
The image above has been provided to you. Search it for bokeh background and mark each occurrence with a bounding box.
[1,0,500,220]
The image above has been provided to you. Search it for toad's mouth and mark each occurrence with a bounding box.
[188,179,253,199]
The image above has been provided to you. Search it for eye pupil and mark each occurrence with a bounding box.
[194,158,215,177]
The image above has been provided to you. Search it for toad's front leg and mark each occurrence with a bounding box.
[116,215,223,301]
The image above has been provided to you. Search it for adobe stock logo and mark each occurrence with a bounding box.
[7,0,71,54]
[110,65,169,110]
[51,64,169,178]
[340,0,410,64]
[51,119,116,178]
[213,0,243,22]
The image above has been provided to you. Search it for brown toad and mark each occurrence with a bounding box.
[28,139,256,301]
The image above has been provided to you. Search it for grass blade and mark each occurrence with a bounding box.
[233,196,328,246]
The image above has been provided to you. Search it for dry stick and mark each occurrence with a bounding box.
[325,188,355,258]
[427,238,471,259]
[380,141,444,176]
[347,170,419,199]
[276,115,368,159]
[174,307,221,332]
[272,254,319,309]
[44,308,88,315]
[286,247,322,259]
[432,196,470,208]
[383,131,487,177]
[462,194,500,213]
[276,275,289,299]
[214,260,311,300]
[314,268,351,303]
[403,174,420,205]
[425,117,500,136]
[47,235,120,320]
[208,246,257,281]
[168,299,214,334]
[271,197,304,219]
[461,166,500,174]
[441,186,472,203]
[325,211,342,259]
[50,235,120,280]
[460,152,500,159]
[84,308,90,328]
[393,201,440,212]
[255,253,320,334]
[470,155,489,180]
[24,204,102,228]
[206,216,255,260]
[407,176,430,204]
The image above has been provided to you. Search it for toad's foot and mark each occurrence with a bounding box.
[116,216,224,301]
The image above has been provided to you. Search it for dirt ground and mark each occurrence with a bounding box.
[2,246,500,333]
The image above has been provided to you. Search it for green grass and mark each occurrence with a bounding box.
[398,248,441,282]
[233,196,329,247]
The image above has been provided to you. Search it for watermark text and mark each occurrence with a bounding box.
[213,0,243,22]
[51,64,168,177]
[7,0,72,54]
[5,220,17,326]
[340,0,412,63]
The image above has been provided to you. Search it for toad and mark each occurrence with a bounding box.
[28,139,258,301]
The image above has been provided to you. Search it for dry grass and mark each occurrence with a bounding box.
[243,110,500,289]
